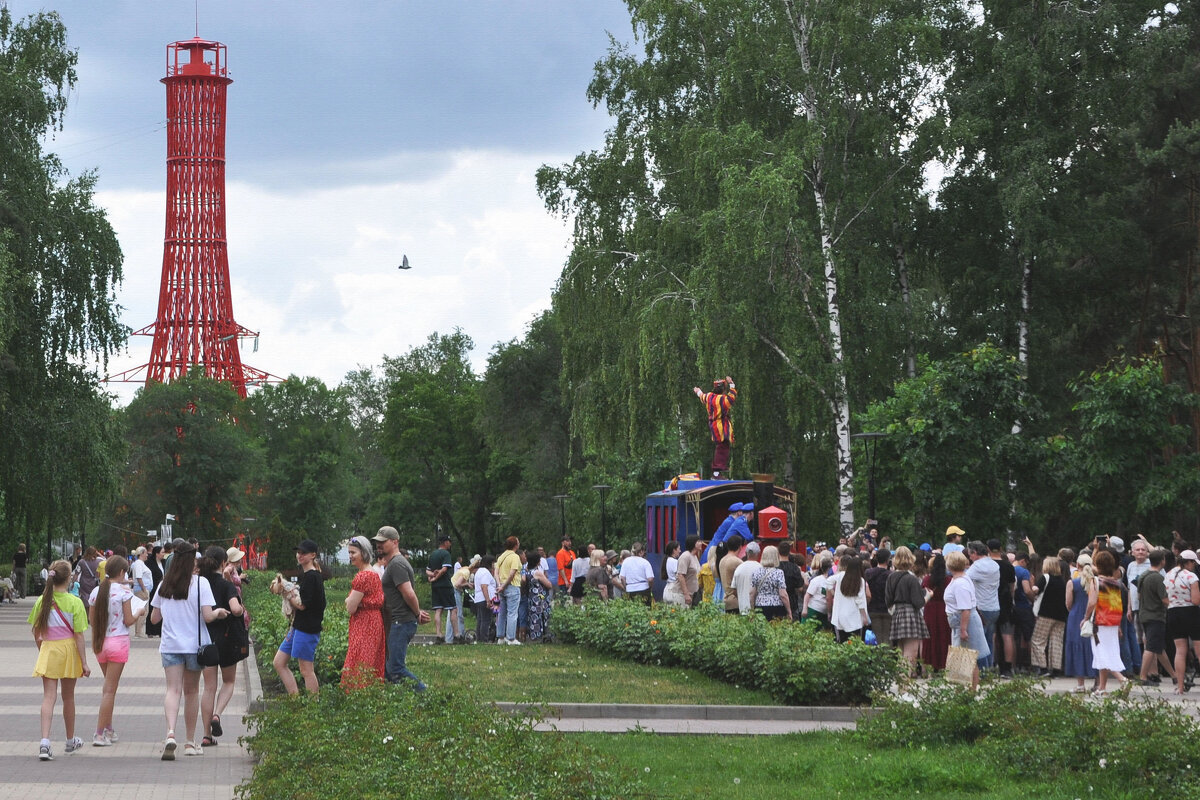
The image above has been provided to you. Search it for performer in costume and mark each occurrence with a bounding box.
[693,376,737,478]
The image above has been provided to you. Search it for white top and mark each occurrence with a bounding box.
[620,555,654,592]
[88,583,134,639]
[665,557,678,583]
[572,556,590,580]
[944,575,978,616]
[131,559,153,594]
[732,561,763,614]
[151,575,215,654]
[1127,559,1151,611]
[806,573,830,614]
[966,557,1000,612]
[829,571,868,632]
[1166,566,1199,609]
[473,569,497,604]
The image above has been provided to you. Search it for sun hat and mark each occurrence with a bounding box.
[226,547,245,563]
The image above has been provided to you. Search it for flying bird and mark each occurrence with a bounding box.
[398,254,411,270]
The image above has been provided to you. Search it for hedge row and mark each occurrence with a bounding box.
[550,599,903,705]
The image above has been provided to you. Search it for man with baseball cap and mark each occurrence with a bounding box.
[373,526,430,690]
[943,526,966,555]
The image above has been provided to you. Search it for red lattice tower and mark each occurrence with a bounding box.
[110,37,274,398]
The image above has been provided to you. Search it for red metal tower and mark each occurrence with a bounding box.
[110,37,273,398]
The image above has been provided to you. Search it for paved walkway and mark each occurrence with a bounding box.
[0,596,258,800]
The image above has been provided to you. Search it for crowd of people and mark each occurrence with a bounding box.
[26,539,250,761]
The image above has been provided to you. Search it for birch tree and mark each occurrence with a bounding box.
[541,0,960,533]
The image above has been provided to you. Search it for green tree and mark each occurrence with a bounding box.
[374,331,492,556]
[0,9,126,557]
[117,371,260,544]
[858,344,1044,541]
[539,0,963,534]
[478,311,573,553]
[247,376,353,565]
[1058,357,1200,536]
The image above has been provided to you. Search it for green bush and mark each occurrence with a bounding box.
[552,599,903,705]
[858,678,1200,796]
[238,683,642,800]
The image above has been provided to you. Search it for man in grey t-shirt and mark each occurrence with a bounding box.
[373,526,429,690]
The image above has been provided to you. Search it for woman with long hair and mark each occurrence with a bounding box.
[921,554,952,671]
[1064,553,1098,692]
[885,547,930,675]
[1030,556,1068,677]
[75,547,102,610]
[29,560,90,760]
[198,547,245,747]
[149,542,230,760]
[830,554,870,642]
[472,556,497,643]
[1165,549,1200,695]
[145,545,165,637]
[1087,550,1129,695]
[342,536,386,686]
[526,550,553,642]
[585,549,613,600]
[660,541,684,606]
[88,555,143,746]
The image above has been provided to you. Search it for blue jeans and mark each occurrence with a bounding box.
[386,620,426,691]
[501,584,521,641]
[977,608,1000,668]
[445,589,465,643]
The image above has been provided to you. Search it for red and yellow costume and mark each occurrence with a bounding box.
[696,379,737,475]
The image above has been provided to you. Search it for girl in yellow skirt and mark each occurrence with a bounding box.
[28,560,91,760]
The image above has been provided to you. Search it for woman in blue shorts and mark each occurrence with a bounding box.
[150,542,230,760]
[272,539,327,695]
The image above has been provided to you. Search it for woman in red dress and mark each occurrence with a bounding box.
[921,553,952,671]
[342,536,386,688]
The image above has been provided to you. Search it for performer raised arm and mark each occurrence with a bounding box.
[693,375,737,479]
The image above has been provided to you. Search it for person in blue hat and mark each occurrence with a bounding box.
[702,503,742,564]
[919,543,933,553]
[730,502,755,544]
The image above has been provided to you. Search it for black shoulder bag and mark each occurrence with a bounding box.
[197,578,221,667]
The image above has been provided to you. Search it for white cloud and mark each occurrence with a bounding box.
[101,149,573,404]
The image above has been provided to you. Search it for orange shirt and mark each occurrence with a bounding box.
[556,548,576,586]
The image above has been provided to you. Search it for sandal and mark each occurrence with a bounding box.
[183,741,202,756]
[210,714,223,737]
[201,735,217,747]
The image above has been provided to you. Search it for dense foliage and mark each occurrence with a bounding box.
[0,8,126,555]
[552,599,903,705]
[858,679,1200,797]
[238,684,641,800]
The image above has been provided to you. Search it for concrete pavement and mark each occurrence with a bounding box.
[0,595,258,800]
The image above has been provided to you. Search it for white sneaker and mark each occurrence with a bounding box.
[38,743,53,761]
[92,732,111,747]
[105,727,119,743]
[507,639,522,646]
[65,737,83,754]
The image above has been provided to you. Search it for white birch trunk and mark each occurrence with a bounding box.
[785,0,856,536]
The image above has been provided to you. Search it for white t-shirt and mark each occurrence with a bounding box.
[1127,559,1151,611]
[131,559,153,594]
[89,583,134,638]
[151,575,215,654]
[572,557,590,581]
[829,571,868,632]
[944,575,978,616]
[1166,567,1199,609]
[665,556,678,583]
[966,556,1000,612]
[473,569,497,604]
[732,560,763,614]
[621,555,654,592]
[806,573,830,614]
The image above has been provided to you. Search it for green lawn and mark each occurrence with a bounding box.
[407,642,777,705]
[570,732,1140,799]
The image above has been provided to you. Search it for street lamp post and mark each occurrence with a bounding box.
[850,432,886,522]
[592,485,612,551]
[552,494,570,543]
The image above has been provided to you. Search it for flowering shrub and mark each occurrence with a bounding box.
[552,599,903,705]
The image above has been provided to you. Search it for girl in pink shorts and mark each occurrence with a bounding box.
[88,556,144,746]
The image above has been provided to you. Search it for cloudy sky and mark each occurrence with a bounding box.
[7,0,632,403]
